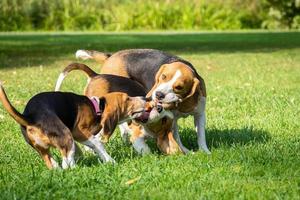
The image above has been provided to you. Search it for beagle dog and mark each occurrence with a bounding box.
[76,49,210,154]
[55,63,181,155]
[0,81,147,169]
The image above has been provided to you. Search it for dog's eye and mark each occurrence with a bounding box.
[175,85,183,90]
[161,74,166,80]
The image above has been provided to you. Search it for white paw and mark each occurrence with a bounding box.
[200,147,211,155]
[62,160,69,169]
[104,156,116,164]
[83,145,96,154]
[141,147,151,156]
[50,158,60,169]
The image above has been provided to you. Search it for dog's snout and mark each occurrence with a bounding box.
[155,91,165,100]
[157,104,163,113]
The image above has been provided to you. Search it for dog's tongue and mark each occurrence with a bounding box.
[135,111,150,123]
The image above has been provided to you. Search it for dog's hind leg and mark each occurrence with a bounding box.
[26,126,60,169]
[58,138,76,169]
[43,118,76,169]
[36,147,59,169]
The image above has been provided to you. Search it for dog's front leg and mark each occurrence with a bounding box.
[119,122,131,143]
[130,125,151,155]
[81,134,115,163]
[172,119,190,154]
[194,96,210,154]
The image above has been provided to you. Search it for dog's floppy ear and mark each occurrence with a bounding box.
[146,64,167,98]
[100,114,118,143]
[182,78,200,101]
[99,97,106,113]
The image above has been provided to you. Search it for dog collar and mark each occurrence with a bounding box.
[89,96,101,116]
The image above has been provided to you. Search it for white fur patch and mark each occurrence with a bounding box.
[119,122,132,142]
[62,141,76,169]
[50,158,59,169]
[55,73,66,91]
[148,108,174,123]
[132,136,151,155]
[75,50,92,60]
[194,97,210,154]
[172,120,190,154]
[81,134,115,163]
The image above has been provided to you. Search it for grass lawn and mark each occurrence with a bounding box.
[0,31,299,199]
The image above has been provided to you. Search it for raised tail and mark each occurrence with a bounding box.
[0,82,29,126]
[55,63,98,91]
[75,49,111,63]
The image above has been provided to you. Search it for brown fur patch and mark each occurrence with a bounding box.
[35,147,53,169]
[72,104,101,142]
[26,126,51,149]
[84,78,110,97]
[101,54,129,78]
[99,93,145,142]
[129,117,182,155]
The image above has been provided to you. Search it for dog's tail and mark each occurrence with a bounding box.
[75,49,111,63]
[55,63,98,91]
[0,82,29,126]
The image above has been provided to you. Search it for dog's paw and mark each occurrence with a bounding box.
[105,157,116,164]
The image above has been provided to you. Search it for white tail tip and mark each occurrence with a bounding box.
[75,50,92,60]
[55,73,66,91]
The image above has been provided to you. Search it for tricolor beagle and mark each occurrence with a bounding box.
[0,82,147,169]
[76,49,210,154]
[55,63,181,155]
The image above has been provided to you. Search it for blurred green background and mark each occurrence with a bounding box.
[1,0,300,31]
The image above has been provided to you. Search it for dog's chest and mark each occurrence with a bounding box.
[173,103,199,118]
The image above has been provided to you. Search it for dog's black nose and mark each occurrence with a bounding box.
[155,91,165,100]
[157,104,163,113]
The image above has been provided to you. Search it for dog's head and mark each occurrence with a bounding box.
[98,92,147,142]
[147,62,200,110]
[100,92,147,119]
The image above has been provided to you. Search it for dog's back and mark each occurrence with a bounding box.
[55,63,146,97]
[23,92,87,130]
[85,74,146,98]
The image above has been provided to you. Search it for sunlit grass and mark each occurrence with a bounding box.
[0,32,299,199]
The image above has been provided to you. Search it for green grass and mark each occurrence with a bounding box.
[0,31,300,199]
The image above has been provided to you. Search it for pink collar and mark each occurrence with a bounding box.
[89,97,101,116]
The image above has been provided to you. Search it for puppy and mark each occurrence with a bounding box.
[55,63,181,155]
[0,82,146,169]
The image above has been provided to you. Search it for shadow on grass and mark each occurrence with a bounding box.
[74,126,271,167]
[1,32,300,69]
[180,127,271,151]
